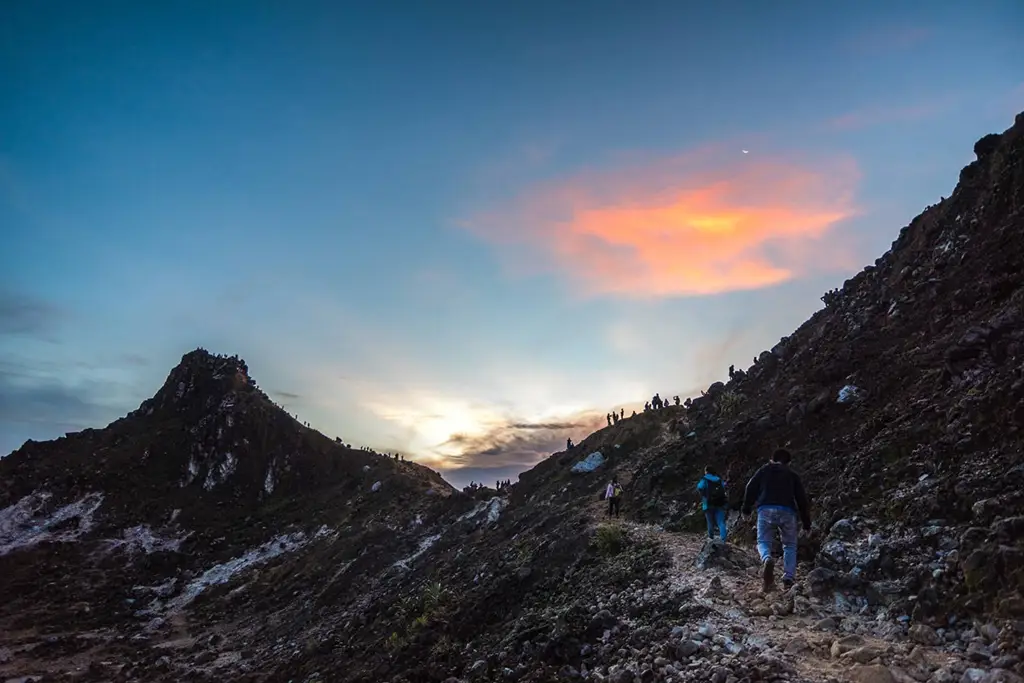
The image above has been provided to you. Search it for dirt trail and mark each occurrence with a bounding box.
[614,518,970,683]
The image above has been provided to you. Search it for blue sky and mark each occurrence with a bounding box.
[2,1,1022,487]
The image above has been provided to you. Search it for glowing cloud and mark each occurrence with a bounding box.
[362,388,605,471]
[363,393,502,467]
[462,148,859,298]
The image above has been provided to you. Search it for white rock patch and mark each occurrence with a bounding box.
[102,525,190,555]
[166,525,335,610]
[203,451,238,491]
[457,497,506,526]
[485,497,507,524]
[0,492,105,556]
[393,533,443,570]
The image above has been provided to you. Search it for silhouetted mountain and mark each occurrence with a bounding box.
[1,113,1022,683]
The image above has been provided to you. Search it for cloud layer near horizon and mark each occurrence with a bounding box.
[463,149,861,298]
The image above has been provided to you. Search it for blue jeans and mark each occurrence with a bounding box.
[704,507,727,541]
[757,507,798,580]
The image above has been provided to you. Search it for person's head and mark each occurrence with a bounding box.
[771,448,792,464]
[611,476,618,484]
[704,465,718,476]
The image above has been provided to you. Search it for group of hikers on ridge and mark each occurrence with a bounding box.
[604,393,684,426]
[605,448,811,593]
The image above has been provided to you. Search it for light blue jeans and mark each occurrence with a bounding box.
[704,508,727,541]
[757,507,798,580]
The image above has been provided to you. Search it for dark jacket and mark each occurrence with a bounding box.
[741,462,811,529]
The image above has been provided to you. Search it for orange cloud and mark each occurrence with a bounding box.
[462,148,859,298]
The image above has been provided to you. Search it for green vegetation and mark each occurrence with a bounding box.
[384,580,459,650]
[594,523,626,556]
[717,390,745,417]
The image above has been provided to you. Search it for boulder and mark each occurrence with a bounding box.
[975,133,1001,158]
[832,635,866,658]
[847,665,895,683]
[909,624,941,646]
[843,645,886,664]
[676,640,701,658]
[693,540,756,571]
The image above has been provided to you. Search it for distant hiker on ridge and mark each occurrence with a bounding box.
[566,437,574,450]
[674,395,680,406]
[607,413,612,427]
[620,408,624,420]
[697,466,728,543]
[741,448,812,593]
[605,476,623,518]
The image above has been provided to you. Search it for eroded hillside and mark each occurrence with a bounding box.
[2,112,1023,683]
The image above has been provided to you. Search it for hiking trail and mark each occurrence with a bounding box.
[587,493,991,683]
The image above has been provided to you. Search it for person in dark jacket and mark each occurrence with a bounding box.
[741,448,811,592]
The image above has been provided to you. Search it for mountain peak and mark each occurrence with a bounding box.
[134,348,259,420]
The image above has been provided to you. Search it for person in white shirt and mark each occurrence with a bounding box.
[605,477,622,517]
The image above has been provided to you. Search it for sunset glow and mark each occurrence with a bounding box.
[465,156,860,298]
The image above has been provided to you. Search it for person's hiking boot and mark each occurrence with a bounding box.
[761,557,775,593]
[782,577,795,591]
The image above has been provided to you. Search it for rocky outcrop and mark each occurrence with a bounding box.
[1,112,1023,682]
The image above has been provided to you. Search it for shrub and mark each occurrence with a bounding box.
[717,391,744,417]
[422,581,449,614]
[386,631,405,650]
[594,523,625,556]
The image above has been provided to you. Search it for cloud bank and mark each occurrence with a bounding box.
[0,289,62,337]
[462,148,860,299]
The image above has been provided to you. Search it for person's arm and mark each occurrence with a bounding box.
[696,478,706,495]
[741,468,762,515]
[793,473,812,530]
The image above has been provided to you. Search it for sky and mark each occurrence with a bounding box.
[2,1,1022,488]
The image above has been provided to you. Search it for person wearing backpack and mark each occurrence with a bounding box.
[697,466,728,542]
[605,477,623,518]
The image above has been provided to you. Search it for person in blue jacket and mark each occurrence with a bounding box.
[697,465,729,542]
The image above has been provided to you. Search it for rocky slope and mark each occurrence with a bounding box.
[2,112,1023,683]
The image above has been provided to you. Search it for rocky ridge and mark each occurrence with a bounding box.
[1,112,1023,683]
